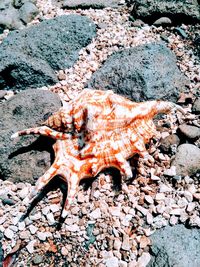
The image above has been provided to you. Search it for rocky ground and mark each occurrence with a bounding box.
[0,0,200,266]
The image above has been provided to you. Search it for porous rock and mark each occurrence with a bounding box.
[0,15,96,90]
[0,89,62,184]
[62,0,121,9]
[148,225,200,267]
[171,144,200,176]
[87,43,188,102]
[127,0,200,25]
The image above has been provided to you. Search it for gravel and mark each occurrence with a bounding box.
[0,0,200,266]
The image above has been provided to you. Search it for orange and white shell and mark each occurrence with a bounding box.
[11,89,184,220]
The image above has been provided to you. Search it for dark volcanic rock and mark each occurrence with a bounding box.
[148,225,200,267]
[0,15,96,90]
[87,43,188,102]
[62,0,122,9]
[0,90,62,184]
[127,0,200,25]
[171,144,200,176]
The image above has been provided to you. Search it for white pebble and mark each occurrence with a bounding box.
[26,240,36,254]
[29,225,38,235]
[4,228,14,239]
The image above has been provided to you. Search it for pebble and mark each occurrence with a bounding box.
[90,208,101,219]
[139,236,150,249]
[61,246,68,256]
[144,195,154,204]
[105,257,119,267]
[46,212,55,225]
[32,254,44,265]
[30,212,42,221]
[29,225,38,235]
[19,230,31,239]
[137,252,151,267]
[186,202,196,212]
[18,221,26,231]
[163,166,176,177]
[121,234,130,251]
[113,238,122,250]
[4,228,14,239]
[18,187,29,199]
[49,204,60,213]
[37,231,47,241]
[153,17,172,26]
[169,215,178,225]
[155,193,165,201]
[26,240,36,254]
[109,206,121,216]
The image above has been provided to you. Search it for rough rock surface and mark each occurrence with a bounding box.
[171,144,200,176]
[0,15,96,90]
[0,90,61,184]
[87,43,188,102]
[159,134,180,153]
[62,0,122,9]
[127,0,200,25]
[0,0,38,32]
[148,225,200,267]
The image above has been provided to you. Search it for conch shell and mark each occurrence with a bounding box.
[11,89,185,221]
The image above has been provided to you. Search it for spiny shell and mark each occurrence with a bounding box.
[11,89,185,221]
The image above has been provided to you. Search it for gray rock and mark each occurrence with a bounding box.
[19,2,39,24]
[62,0,122,9]
[148,225,200,267]
[159,134,180,153]
[0,233,3,267]
[0,15,96,90]
[87,43,188,102]
[127,0,200,25]
[13,0,37,8]
[192,98,200,114]
[153,17,172,26]
[32,254,44,265]
[0,89,62,184]
[0,0,38,32]
[178,124,200,140]
[172,144,200,176]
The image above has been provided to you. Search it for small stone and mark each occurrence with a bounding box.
[169,215,178,225]
[137,252,151,267]
[46,213,55,225]
[140,235,151,249]
[170,208,182,216]
[90,208,101,219]
[186,202,196,212]
[42,206,50,215]
[184,191,193,202]
[37,231,47,241]
[49,204,60,213]
[163,166,176,177]
[77,193,85,203]
[113,238,122,250]
[26,240,36,254]
[159,184,172,193]
[192,98,200,114]
[29,225,38,235]
[178,124,200,139]
[155,193,165,201]
[61,246,68,256]
[30,212,41,221]
[121,234,130,251]
[136,205,148,216]
[2,198,15,206]
[4,228,14,239]
[109,206,121,217]
[32,254,44,265]
[132,19,145,27]
[18,187,29,199]
[0,90,6,99]
[65,224,79,232]
[105,257,119,267]
[153,17,172,26]
[71,206,80,215]
[19,230,30,239]
[18,221,25,231]
[146,212,153,225]
[144,195,154,204]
